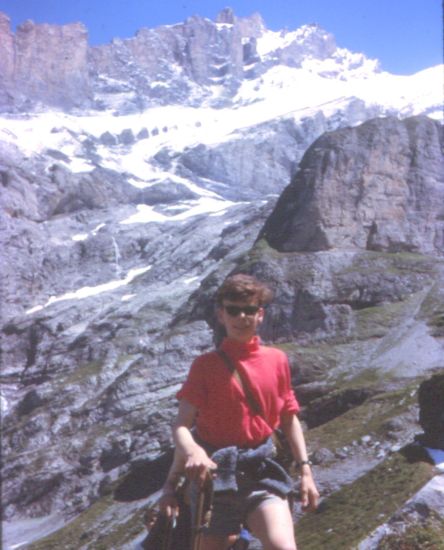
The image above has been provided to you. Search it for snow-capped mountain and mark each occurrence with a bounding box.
[0,8,441,218]
[1,8,443,550]
[1,7,441,116]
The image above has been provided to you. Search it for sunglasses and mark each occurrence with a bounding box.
[223,305,261,317]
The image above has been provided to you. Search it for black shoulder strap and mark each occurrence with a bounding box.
[216,349,263,417]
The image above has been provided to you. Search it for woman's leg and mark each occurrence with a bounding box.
[246,497,297,550]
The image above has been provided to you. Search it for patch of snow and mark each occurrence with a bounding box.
[183,276,200,285]
[25,266,151,315]
[70,157,93,173]
[72,222,106,242]
[1,384,20,415]
[121,294,136,302]
[256,29,300,57]
[150,81,169,88]
[72,233,88,241]
[1,394,8,414]
[120,196,236,225]
[0,63,440,188]
[92,223,106,234]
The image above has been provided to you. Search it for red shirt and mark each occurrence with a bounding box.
[176,336,300,448]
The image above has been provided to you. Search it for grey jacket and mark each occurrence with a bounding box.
[208,437,294,497]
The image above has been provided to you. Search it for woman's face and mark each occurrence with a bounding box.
[217,298,264,343]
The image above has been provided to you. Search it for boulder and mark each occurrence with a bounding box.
[260,116,444,256]
[416,374,444,450]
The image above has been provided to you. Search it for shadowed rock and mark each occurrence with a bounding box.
[416,374,444,450]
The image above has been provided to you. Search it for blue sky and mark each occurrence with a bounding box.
[0,0,442,74]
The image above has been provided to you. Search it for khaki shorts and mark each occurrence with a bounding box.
[191,472,286,537]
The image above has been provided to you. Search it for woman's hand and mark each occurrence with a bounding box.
[158,490,180,518]
[184,445,217,486]
[300,466,320,512]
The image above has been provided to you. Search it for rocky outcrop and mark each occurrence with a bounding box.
[260,116,444,256]
[0,14,91,110]
[178,117,443,352]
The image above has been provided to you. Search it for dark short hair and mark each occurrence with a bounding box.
[216,274,273,306]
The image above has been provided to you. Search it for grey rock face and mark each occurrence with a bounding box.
[0,14,91,111]
[260,116,444,256]
[0,13,14,81]
[0,9,379,113]
[89,12,256,110]
[175,121,305,201]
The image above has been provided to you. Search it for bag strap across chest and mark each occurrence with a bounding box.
[216,350,293,469]
[216,349,263,418]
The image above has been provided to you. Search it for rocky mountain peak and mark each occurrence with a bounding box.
[0,10,11,32]
[234,11,265,39]
[215,8,266,37]
[216,7,236,24]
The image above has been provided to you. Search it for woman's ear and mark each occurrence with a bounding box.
[216,306,225,325]
[257,307,265,324]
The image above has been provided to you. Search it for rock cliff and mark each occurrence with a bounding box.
[0,13,90,110]
[260,116,444,256]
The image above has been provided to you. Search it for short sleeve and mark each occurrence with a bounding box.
[280,354,300,415]
[176,356,208,410]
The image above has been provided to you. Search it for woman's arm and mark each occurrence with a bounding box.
[173,399,217,485]
[159,399,216,515]
[158,449,184,517]
[280,413,319,511]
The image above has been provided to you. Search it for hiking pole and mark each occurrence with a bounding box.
[191,472,213,550]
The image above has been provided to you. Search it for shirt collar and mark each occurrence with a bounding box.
[220,335,260,358]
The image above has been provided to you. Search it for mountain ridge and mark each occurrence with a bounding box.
[0,9,441,115]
